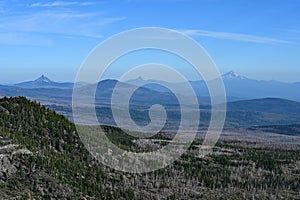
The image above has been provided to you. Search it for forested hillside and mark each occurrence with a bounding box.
[0,96,133,199]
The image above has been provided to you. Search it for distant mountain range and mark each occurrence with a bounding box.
[5,72,300,102]
[126,71,300,102]
[1,73,300,127]
[1,72,300,104]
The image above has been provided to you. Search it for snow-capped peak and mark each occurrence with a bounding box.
[222,71,248,80]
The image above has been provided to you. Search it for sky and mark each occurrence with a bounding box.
[0,0,300,83]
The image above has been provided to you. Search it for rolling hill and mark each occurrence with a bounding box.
[226,98,300,115]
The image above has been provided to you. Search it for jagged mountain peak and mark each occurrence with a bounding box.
[15,75,73,89]
[35,75,53,83]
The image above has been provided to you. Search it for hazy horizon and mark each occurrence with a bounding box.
[1,0,300,83]
[1,70,300,85]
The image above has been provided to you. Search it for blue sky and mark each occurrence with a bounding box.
[0,0,300,83]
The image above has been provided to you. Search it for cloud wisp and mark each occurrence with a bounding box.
[0,7,126,44]
[181,29,289,44]
[0,31,51,45]
[29,1,94,8]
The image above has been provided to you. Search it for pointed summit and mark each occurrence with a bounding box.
[222,71,248,80]
[15,75,73,89]
[35,75,53,83]
[137,76,144,81]
[124,76,146,85]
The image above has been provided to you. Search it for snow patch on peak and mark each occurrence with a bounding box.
[222,71,248,80]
